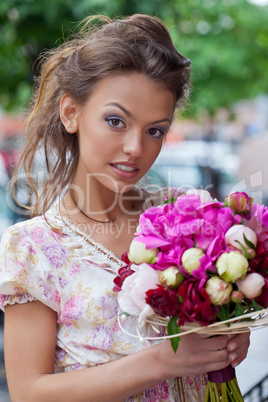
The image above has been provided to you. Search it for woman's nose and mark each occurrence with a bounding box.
[122,130,143,158]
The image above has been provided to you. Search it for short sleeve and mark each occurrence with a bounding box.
[0,221,60,313]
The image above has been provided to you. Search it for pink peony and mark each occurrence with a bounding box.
[181,247,205,275]
[194,205,236,251]
[244,203,268,240]
[158,266,185,288]
[205,276,232,306]
[216,251,248,283]
[186,189,214,204]
[236,273,265,299]
[224,192,253,215]
[225,224,257,259]
[117,263,160,316]
[255,276,268,307]
[128,238,158,264]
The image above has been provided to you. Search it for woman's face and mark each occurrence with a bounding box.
[66,73,175,195]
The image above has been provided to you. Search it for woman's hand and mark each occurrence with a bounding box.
[226,331,250,368]
[154,330,250,379]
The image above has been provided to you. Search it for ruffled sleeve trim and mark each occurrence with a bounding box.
[0,293,37,312]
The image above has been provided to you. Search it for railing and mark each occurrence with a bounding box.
[243,374,268,401]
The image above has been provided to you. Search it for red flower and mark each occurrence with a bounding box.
[121,252,131,265]
[255,276,268,308]
[177,279,216,326]
[113,259,135,292]
[145,285,179,317]
[249,242,268,274]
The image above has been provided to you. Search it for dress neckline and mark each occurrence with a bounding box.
[45,187,156,270]
[47,211,125,269]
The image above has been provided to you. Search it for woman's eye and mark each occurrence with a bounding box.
[106,117,125,128]
[148,128,165,139]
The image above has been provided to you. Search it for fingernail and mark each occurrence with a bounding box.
[232,361,238,368]
[228,342,237,351]
[230,352,237,361]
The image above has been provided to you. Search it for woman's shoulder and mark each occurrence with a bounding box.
[1,216,40,241]
[0,214,65,253]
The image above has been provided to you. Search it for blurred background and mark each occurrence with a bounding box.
[0,0,268,400]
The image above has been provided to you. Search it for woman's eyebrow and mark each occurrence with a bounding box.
[104,102,132,117]
[104,102,171,124]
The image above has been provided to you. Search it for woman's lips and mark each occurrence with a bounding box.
[110,163,140,179]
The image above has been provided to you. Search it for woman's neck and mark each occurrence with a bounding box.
[61,183,145,226]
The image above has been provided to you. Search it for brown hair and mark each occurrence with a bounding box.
[12,14,191,217]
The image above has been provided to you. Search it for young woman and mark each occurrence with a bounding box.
[0,14,249,401]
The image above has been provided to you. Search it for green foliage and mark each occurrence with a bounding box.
[0,0,267,115]
[168,0,268,116]
[218,304,230,323]
[167,315,180,352]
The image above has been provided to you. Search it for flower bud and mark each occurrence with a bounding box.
[181,248,205,275]
[231,290,244,303]
[224,192,253,215]
[158,266,185,289]
[236,273,265,299]
[128,239,158,264]
[225,225,257,259]
[205,276,232,305]
[216,251,248,283]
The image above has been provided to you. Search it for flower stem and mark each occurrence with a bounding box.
[221,383,228,401]
[205,379,244,402]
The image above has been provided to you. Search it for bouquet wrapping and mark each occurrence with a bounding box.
[113,190,268,402]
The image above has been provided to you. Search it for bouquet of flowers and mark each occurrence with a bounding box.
[113,189,268,402]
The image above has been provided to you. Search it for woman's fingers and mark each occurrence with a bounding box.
[227,331,250,368]
[201,334,232,351]
[163,331,251,377]
[173,334,231,374]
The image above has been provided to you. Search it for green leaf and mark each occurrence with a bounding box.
[206,270,217,277]
[251,299,261,312]
[178,295,184,303]
[218,304,230,326]
[167,316,180,352]
[234,303,244,317]
[162,198,177,205]
[243,234,256,251]
[235,240,249,259]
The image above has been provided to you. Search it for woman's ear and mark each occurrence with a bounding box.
[60,94,79,133]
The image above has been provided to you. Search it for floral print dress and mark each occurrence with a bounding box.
[0,191,207,401]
